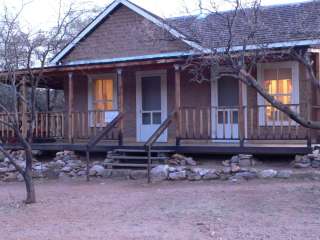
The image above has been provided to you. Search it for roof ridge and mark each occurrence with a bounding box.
[167,0,317,21]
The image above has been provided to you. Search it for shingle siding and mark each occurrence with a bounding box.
[62,5,190,64]
[168,1,320,49]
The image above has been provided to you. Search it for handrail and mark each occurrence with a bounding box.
[145,110,177,148]
[87,112,125,150]
[144,110,177,183]
[85,112,124,182]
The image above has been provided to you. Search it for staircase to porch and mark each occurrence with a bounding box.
[104,148,175,169]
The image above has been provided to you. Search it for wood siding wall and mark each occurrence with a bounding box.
[62,5,190,64]
[63,61,316,143]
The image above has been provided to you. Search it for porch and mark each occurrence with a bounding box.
[1,59,318,155]
[0,104,314,155]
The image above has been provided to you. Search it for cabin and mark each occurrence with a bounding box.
[2,0,320,158]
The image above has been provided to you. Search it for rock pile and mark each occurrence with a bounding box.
[0,150,34,182]
[150,163,290,182]
[168,154,197,166]
[150,154,293,182]
[222,154,258,168]
[151,164,220,181]
[0,151,308,183]
[0,150,147,182]
[292,150,320,168]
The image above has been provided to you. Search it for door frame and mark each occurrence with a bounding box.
[136,70,168,142]
[211,76,247,141]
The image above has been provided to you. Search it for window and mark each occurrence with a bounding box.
[258,62,299,125]
[94,79,114,111]
[88,74,118,126]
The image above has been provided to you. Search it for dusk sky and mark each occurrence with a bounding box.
[0,0,311,30]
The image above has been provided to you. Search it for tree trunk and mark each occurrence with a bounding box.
[23,149,36,204]
[23,170,36,204]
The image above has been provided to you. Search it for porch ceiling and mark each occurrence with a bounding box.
[35,57,185,89]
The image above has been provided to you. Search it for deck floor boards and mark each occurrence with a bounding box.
[4,140,312,155]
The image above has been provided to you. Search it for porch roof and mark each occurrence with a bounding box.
[0,55,185,90]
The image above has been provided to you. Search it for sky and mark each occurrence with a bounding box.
[0,0,311,30]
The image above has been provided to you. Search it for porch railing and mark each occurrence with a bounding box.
[0,110,122,143]
[179,104,311,142]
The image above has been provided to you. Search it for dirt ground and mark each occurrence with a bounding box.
[1,179,320,240]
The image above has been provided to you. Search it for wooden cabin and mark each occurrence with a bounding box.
[3,0,320,156]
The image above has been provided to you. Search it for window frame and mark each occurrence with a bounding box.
[88,73,118,126]
[257,61,300,126]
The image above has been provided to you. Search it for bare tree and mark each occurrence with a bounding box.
[172,0,320,129]
[0,0,88,204]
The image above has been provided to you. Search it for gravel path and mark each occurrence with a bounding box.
[1,179,320,240]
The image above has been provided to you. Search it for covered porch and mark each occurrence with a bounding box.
[0,58,317,154]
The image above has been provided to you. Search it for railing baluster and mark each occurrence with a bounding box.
[193,108,196,139]
[230,109,234,140]
[223,110,226,140]
[94,111,97,136]
[272,110,276,140]
[45,113,49,138]
[214,107,218,139]
[295,105,299,139]
[82,112,86,138]
[280,110,284,140]
[250,108,254,139]
[185,108,189,139]
[199,109,203,139]
[207,108,211,139]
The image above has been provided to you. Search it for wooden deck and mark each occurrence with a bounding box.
[0,105,316,156]
[4,140,312,155]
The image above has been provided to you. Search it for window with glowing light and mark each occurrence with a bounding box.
[93,79,114,111]
[264,68,292,122]
[93,79,114,125]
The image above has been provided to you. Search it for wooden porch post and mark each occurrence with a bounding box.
[238,79,245,147]
[117,69,124,145]
[68,73,74,143]
[21,76,28,138]
[174,64,181,145]
[46,87,50,111]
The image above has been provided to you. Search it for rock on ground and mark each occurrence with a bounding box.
[258,169,278,179]
[276,170,293,179]
[151,165,169,181]
[89,165,106,177]
[169,171,187,180]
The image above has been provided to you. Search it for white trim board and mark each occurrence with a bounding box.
[49,0,207,65]
[64,51,193,66]
[215,39,320,53]
[210,75,248,141]
[87,73,118,111]
[136,69,168,142]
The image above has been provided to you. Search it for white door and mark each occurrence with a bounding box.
[212,76,239,140]
[136,70,167,142]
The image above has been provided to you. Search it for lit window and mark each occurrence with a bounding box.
[93,79,114,125]
[94,79,114,110]
[264,68,292,122]
[258,62,299,126]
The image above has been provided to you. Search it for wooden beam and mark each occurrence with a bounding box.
[174,64,181,145]
[68,73,74,143]
[21,76,28,138]
[117,69,124,144]
[117,69,124,113]
[0,59,185,77]
[46,88,50,111]
[238,79,245,147]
